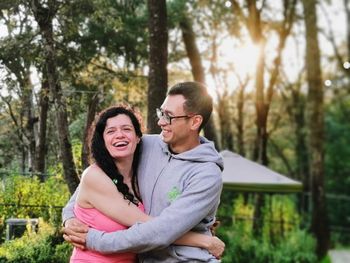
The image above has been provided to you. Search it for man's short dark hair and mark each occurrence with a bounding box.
[168,81,213,131]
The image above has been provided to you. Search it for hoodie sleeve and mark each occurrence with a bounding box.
[61,186,79,224]
[86,163,223,253]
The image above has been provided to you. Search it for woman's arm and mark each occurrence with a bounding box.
[77,165,150,226]
[78,165,224,257]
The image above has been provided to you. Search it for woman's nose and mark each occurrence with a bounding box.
[115,130,125,137]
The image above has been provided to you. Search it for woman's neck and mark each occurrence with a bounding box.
[115,158,133,183]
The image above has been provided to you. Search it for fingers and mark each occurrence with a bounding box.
[65,218,89,230]
[62,225,88,236]
[63,233,86,250]
[62,220,88,250]
[209,236,225,259]
[62,228,87,243]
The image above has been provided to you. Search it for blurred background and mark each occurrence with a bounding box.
[0,0,349,262]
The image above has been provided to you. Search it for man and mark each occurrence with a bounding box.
[62,81,224,262]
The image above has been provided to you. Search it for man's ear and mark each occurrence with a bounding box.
[190,115,203,131]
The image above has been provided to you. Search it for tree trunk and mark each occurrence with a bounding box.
[180,16,205,83]
[236,79,247,156]
[81,92,100,170]
[31,0,79,194]
[147,0,168,134]
[217,92,234,151]
[345,0,350,62]
[292,88,310,213]
[180,15,220,149]
[302,0,330,258]
[22,74,37,174]
[35,67,50,181]
[252,41,267,235]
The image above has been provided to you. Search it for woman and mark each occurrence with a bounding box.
[70,105,224,263]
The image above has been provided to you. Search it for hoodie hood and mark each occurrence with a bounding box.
[158,135,224,171]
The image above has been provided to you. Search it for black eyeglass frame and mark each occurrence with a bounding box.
[156,108,194,125]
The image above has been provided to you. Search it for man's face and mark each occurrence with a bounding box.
[157,95,193,153]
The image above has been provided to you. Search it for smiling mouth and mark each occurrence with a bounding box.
[113,142,129,147]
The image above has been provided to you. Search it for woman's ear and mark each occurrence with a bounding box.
[190,115,203,131]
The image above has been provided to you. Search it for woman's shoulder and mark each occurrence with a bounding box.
[81,164,107,185]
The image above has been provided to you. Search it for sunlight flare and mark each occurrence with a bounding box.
[223,41,260,77]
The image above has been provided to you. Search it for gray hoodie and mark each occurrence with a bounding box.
[62,134,223,262]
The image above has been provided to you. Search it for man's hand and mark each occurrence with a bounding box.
[206,236,225,259]
[62,218,89,250]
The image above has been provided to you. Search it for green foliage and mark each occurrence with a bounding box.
[61,0,148,67]
[0,173,70,242]
[0,173,71,262]
[217,193,317,262]
[324,94,350,245]
[271,230,317,263]
[0,220,72,263]
[320,254,331,263]
[325,96,350,193]
[218,222,317,263]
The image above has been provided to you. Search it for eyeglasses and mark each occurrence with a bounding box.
[156,108,193,125]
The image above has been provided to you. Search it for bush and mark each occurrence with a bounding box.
[218,226,317,263]
[0,173,70,242]
[216,194,317,263]
[271,230,317,263]
[0,219,72,263]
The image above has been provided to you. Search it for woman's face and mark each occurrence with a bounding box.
[103,114,140,160]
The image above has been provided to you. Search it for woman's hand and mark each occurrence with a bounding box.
[206,236,225,259]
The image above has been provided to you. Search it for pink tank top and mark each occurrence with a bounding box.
[70,202,145,263]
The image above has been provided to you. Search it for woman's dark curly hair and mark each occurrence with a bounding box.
[88,105,143,205]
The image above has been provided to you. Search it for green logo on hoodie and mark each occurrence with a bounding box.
[167,186,181,202]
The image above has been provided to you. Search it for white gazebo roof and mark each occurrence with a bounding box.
[220,150,302,193]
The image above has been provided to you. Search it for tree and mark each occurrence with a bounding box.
[231,0,297,165]
[35,67,50,180]
[302,0,330,257]
[81,91,100,170]
[234,75,249,157]
[30,0,79,193]
[147,0,168,133]
[179,13,220,149]
[0,5,40,174]
[320,0,350,77]
[231,0,297,235]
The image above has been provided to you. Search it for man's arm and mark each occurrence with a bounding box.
[63,172,224,257]
[86,166,223,253]
[61,185,90,249]
[62,186,79,223]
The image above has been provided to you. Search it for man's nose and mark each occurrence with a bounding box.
[157,116,167,126]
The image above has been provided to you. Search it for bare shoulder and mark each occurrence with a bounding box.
[79,164,126,205]
[80,164,111,188]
